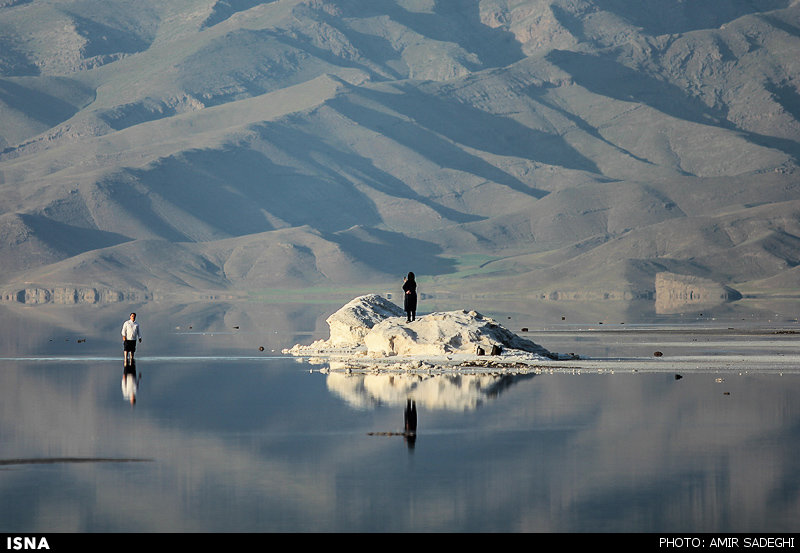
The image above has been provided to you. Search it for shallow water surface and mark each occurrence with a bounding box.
[1,301,799,532]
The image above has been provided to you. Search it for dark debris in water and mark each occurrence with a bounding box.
[0,457,153,466]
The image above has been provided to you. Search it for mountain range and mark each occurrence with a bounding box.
[1,0,799,313]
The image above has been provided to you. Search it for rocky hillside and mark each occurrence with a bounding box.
[1,0,798,308]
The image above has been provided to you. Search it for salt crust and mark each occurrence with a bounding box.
[283,294,573,373]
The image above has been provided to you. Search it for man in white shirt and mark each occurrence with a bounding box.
[121,312,142,365]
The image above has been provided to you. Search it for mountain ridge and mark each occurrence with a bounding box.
[1,0,799,313]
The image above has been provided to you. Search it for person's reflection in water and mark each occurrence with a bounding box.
[121,361,141,406]
[404,399,417,449]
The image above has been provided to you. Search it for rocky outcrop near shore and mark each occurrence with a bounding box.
[0,286,148,304]
[655,272,742,314]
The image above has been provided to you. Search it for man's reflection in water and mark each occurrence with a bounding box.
[122,361,141,406]
[404,399,417,448]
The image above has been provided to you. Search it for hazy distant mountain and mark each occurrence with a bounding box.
[1,0,798,308]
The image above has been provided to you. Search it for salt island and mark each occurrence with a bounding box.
[283,294,574,373]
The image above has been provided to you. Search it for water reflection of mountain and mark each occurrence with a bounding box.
[325,371,533,411]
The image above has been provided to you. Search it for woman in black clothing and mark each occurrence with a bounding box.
[403,271,417,322]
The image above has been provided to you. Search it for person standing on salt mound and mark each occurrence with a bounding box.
[403,271,418,323]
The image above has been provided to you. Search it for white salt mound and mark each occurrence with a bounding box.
[283,294,554,359]
[326,294,405,347]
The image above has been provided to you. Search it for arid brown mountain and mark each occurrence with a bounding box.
[1,0,798,311]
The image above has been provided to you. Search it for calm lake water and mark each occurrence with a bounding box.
[1,299,799,533]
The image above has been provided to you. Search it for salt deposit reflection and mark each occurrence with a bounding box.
[325,369,533,411]
[325,368,535,450]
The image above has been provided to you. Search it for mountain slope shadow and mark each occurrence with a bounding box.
[18,213,132,256]
[594,0,791,35]
[201,0,279,29]
[127,144,384,238]
[328,92,555,198]
[254,120,485,224]
[332,226,457,278]
[358,83,600,175]
[0,78,95,147]
[547,49,800,160]
[547,49,729,127]
[329,0,526,71]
